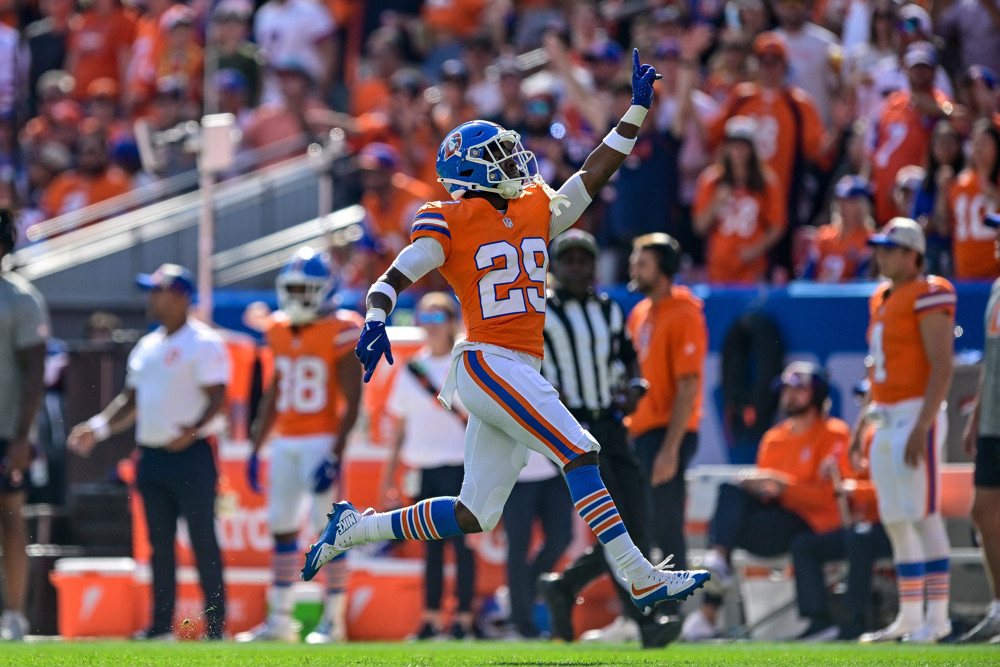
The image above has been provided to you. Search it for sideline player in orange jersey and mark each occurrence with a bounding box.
[852,218,956,644]
[238,247,362,644]
[302,50,710,612]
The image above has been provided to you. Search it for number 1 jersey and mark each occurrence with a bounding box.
[410,184,553,358]
[264,310,363,436]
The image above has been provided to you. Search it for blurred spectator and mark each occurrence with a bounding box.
[208,0,262,108]
[24,142,72,219]
[420,0,488,76]
[916,120,964,274]
[112,139,156,190]
[543,31,618,137]
[943,119,1000,279]
[85,78,131,144]
[892,164,925,220]
[32,69,76,128]
[701,28,752,106]
[842,0,898,125]
[694,116,786,285]
[124,0,173,113]
[462,34,502,119]
[349,142,435,287]
[429,59,476,137]
[254,0,337,105]
[25,0,74,116]
[244,59,332,165]
[65,0,138,101]
[964,65,1000,124]
[0,16,20,128]
[39,128,132,220]
[84,310,123,342]
[868,3,954,112]
[156,5,203,108]
[215,69,253,131]
[936,0,1000,75]
[484,58,526,134]
[709,32,834,274]
[680,363,848,641]
[774,0,841,125]
[800,175,875,281]
[870,41,953,225]
[737,0,772,35]
[511,0,565,51]
[350,27,406,117]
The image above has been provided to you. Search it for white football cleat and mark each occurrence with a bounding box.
[627,557,710,613]
[305,618,346,643]
[680,609,719,642]
[904,620,952,644]
[302,501,368,581]
[234,617,301,643]
[579,616,640,643]
[858,616,920,644]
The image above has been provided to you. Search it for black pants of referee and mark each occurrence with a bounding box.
[634,428,698,616]
[505,472,573,637]
[136,440,225,639]
[417,465,475,616]
[558,415,651,624]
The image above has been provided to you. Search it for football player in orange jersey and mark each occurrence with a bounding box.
[302,50,710,612]
[851,218,956,644]
[238,247,362,644]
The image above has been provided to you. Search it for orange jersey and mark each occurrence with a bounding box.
[757,417,851,534]
[409,184,552,357]
[421,0,487,38]
[66,8,138,99]
[870,90,948,224]
[692,165,787,284]
[264,310,363,436]
[709,83,827,207]
[812,222,872,282]
[40,168,132,219]
[947,169,1000,280]
[867,276,956,404]
[624,287,707,436]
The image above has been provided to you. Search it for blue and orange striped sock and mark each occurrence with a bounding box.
[925,558,950,625]
[272,540,300,618]
[364,497,464,541]
[897,561,926,627]
[565,464,647,581]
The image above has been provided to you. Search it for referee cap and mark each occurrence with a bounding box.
[551,229,599,259]
[136,263,195,296]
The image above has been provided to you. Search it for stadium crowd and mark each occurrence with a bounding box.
[0,0,998,285]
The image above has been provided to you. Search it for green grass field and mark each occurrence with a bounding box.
[4,641,998,666]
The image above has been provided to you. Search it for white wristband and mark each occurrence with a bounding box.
[367,281,397,313]
[622,104,648,126]
[87,415,111,442]
[366,308,387,324]
[603,129,637,156]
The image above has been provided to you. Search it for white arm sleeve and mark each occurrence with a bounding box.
[549,171,593,237]
[390,237,446,282]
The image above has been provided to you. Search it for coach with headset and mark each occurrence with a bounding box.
[68,263,230,640]
[625,233,707,621]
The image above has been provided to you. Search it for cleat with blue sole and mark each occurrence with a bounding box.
[302,501,363,581]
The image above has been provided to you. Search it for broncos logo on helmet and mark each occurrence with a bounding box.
[435,120,538,200]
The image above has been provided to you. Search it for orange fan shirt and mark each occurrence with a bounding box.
[867,275,956,405]
[40,168,132,219]
[947,168,1000,280]
[624,286,707,437]
[264,310,363,437]
[757,416,851,534]
[67,8,138,99]
[708,83,828,210]
[870,90,948,224]
[692,165,787,284]
[409,184,553,358]
[421,0,487,39]
[812,222,872,282]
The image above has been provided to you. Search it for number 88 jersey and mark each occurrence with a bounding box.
[264,310,363,436]
[411,184,552,358]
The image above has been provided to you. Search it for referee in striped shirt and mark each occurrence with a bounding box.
[537,229,679,648]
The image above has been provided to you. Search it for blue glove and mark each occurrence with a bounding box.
[631,48,658,108]
[247,452,262,494]
[312,454,340,494]
[355,319,394,383]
